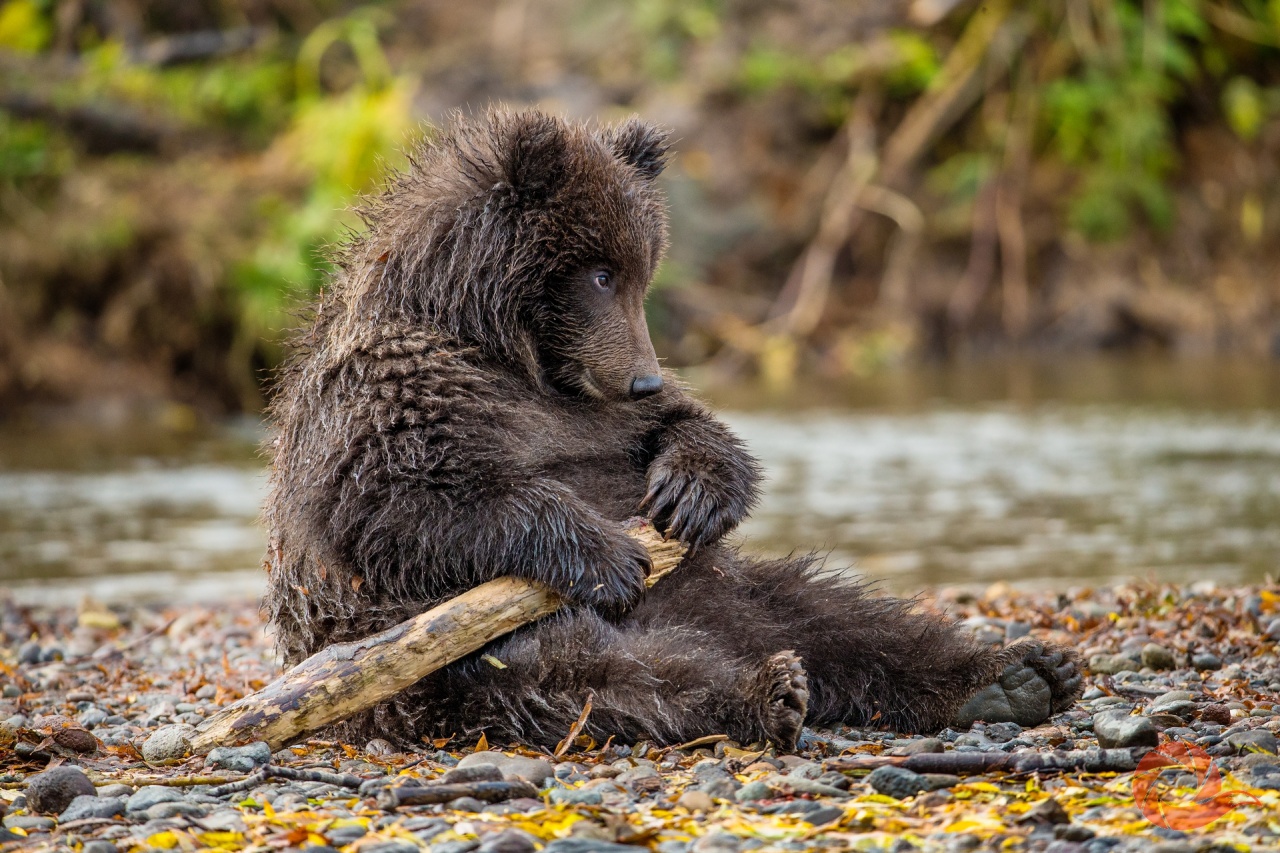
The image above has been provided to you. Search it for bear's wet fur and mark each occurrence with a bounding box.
[264,108,1082,750]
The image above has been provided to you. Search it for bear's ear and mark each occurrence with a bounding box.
[601,118,670,181]
[499,112,572,201]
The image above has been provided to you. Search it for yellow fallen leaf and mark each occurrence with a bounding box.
[146,831,180,849]
[78,610,121,630]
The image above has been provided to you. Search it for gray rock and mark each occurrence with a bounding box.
[691,833,744,853]
[692,759,730,781]
[78,708,109,728]
[18,641,41,665]
[95,784,134,799]
[896,737,944,756]
[1140,644,1176,671]
[1265,618,1280,641]
[1147,700,1197,721]
[921,774,962,791]
[82,842,119,853]
[206,741,272,773]
[363,843,419,853]
[733,780,772,802]
[1093,711,1158,749]
[1088,654,1140,676]
[3,815,55,831]
[1227,729,1278,755]
[140,724,197,763]
[1006,621,1031,640]
[548,787,603,806]
[25,766,97,815]
[1149,690,1195,709]
[456,752,554,787]
[764,774,848,798]
[544,839,646,853]
[445,796,487,812]
[1014,796,1069,825]
[144,801,209,820]
[698,777,740,800]
[200,809,248,833]
[126,785,186,814]
[783,761,823,779]
[477,829,539,853]
[1191,653,1222,671]
[441,765,504,785]
[617,765,659,784]
[867,766,928,799]
[59,795,125,823]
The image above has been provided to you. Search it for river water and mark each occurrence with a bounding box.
[2,358,1278,605]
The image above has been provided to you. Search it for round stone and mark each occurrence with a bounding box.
[867,765,928,800]
[25,767,96,815]
[140,724,196,763]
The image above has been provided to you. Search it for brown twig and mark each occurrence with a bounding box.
[554,691,594,758]
[825,747,1148,776]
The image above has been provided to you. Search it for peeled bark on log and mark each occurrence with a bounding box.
[189,520,686,754]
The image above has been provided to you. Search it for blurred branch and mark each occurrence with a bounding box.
[1202,2,1280,47]
[0,51,238,156]
[996,66,1037,341]
[764,0,1030,343]
[0,90,176,155]
[132,27,270,67]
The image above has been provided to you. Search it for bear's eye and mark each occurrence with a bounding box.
[591,271,613,293]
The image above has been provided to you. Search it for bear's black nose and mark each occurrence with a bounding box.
[629,374,664,399]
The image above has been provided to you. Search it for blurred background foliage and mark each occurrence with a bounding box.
[0,0,1278,415]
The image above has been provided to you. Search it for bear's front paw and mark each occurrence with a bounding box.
[641,455,749,549]
[564,531,651,616]
[952,639,1083,728]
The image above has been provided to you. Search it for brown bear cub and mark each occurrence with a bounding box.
[264,108,1082,751]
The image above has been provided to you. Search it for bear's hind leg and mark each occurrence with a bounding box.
[379,610,809,750]
[647,553,1081,733]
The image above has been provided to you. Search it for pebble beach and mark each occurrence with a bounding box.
[3,582,1279,853]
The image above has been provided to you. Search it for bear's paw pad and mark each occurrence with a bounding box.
[953,640,1082,728]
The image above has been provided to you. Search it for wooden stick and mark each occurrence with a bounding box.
[824,747,1148,777]
[189,521,687,754]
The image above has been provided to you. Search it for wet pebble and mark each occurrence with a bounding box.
[548,787,603,806]
[82,842,119,853]
[126,785,186,814]
[140,723,196,762]
[25,766,97,815]
[455,752,554,787]
[60,795,126,823]
[477,829,540,853]
[206,741,272,772]
[1140,644,1176,671]
[1227,729,1278,755]
[1088,654,1139,676]
[1092,711,1158,749]
[324,824,367,845]
[867,766,928,800]
[678,790,715,812]
[1191,653,1222,671]
[18,642,42,665]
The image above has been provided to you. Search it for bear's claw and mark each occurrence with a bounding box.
[759,650,809,752]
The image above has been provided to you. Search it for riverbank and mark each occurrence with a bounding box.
[3,581,1279,852]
